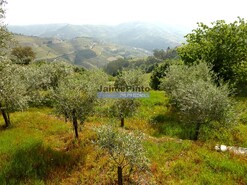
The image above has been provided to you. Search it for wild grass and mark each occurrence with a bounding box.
[0,109,86,184]
[0,91,247,184]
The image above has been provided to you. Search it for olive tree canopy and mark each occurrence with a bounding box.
[160,62,235,140]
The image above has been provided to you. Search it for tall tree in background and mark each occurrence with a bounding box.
[153,48,178,61]
[150,63,169,90]
[177,18,247,93]
[11,46,36,65]
[104,58,130,76]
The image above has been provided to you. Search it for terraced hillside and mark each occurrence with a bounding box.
[14,34,151,68]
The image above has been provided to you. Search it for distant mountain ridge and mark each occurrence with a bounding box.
[8,22,188,51]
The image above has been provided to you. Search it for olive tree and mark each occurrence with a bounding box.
[0,2,28,128]
[95,125,148,185]
[54,70,107,139]
[110,99,139,127]
[24,61,75,106]
[160,62,234,140]
[0,58,29,127]
[111,69,148,127]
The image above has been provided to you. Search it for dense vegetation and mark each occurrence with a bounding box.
[104,48,178,76]
[0,1,247,184]
[177,18,247,95]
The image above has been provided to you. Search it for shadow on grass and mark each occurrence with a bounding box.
[150,113,196,140]
[0,141,87,184]
[0,125,5,131]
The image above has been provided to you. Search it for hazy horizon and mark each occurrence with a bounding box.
[5,0,247,29]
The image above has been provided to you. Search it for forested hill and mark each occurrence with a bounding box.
[8,22,188,51]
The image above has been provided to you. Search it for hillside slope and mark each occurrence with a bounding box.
[0,93,247,184]
[14,34,151,68]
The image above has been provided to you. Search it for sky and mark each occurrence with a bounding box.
[4,0,247,29]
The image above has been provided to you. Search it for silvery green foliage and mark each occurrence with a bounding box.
[111,69,147,121]
[95,125,149,170]
[159,62,234,125]
[86,69,108,93]
[24,61,75,105]
[26,61,75,91]
[54,69,107,123]
[0,57,29,112]
[114,69,148,88]
[110,99,139,119]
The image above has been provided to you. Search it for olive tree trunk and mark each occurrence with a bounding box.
[0,103,11,128]
[120,117,124,128]
[72,110,79,139]
[194,123,201,140]
[118,166,123,185]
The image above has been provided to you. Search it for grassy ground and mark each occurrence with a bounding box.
[0,91,247,184]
